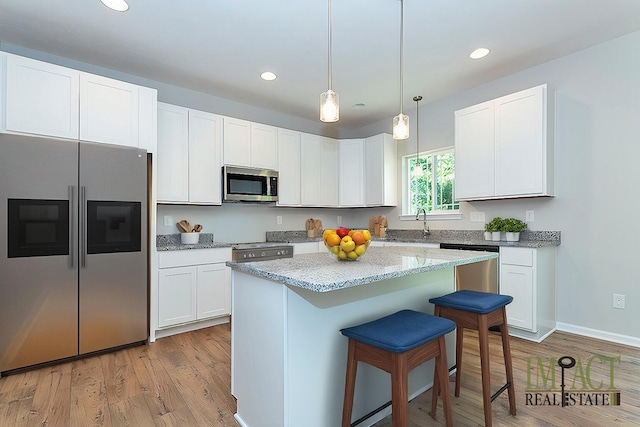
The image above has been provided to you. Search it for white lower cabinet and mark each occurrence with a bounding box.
[157,248,231,328]
[499,246,556,341]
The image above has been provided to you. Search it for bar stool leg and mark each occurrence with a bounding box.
[478,314,493,427]
[341,339,357,427]
[501,308,517,416]
[390,352,409,427]
[436,336,453,427]
[454,324,464,397]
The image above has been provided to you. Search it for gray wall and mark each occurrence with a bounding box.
[4,30,640,342]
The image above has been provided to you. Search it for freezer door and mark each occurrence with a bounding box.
[78,142,148,354]
[0,135,79,372]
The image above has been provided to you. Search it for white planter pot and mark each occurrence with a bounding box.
[491,231,501,241]
[484,232,492,241]
[505,232,520,242]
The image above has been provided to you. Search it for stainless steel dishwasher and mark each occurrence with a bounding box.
[439,243,499,293]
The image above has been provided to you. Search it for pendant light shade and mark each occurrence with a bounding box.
[320,0,339,122]
[413,95,423,176]
[393,0,408,140]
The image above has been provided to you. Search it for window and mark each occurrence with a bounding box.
[404,148,459,215]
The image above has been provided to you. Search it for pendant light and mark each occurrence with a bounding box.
[413,95,422,176]
[393,0,409,140]
[320,0,339,122]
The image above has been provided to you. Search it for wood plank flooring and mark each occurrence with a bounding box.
[0,323,638,426]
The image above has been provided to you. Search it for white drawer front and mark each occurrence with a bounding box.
[158,247,231,268]
[500,247,534,266]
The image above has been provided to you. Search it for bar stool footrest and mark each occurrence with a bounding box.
[490,382,511,402]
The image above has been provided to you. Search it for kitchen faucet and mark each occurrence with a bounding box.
[416,208,429,236]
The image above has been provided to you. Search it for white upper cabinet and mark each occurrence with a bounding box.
[1,52,156,150]
[455,84,553,201]
[276,128,301,206]
[79,73,139,147]
[364,133,397,206]
[157,103,223,204]
[3,53,80,139]
[300,133,338,206]
[338,139,365,207]
[223,117,277,170]
[454,101,495,200]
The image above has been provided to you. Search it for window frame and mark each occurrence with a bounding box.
[400,147,461,221]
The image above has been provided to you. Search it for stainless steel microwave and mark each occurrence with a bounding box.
[223,165,278,202]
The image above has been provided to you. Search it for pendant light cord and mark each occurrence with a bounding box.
[328,0,332,90]
[399,0,404,115]
[414,95,422,162]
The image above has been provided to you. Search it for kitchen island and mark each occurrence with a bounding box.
[228,246,498,427]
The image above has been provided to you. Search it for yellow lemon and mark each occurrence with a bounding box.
[354,244,366,256]
[347,251,358,260]
[362,230,371,241]
[338,250,347,260]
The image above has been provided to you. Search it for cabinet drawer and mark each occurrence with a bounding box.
[158,247,231,268]
[500,247,533,266]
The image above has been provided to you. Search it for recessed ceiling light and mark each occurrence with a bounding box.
[469,47,490,59]
[260,71,277,81]
[100,0,129,12]
[353,103,366,109]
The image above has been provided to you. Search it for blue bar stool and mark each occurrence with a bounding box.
[429,290,517,427]
[340,309,456,427]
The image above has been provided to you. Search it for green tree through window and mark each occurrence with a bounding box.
[406,149,459,214]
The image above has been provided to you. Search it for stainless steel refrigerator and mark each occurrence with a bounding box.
[0,134,148,374]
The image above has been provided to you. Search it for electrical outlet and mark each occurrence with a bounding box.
[470,211,485,223]
[337,215,342,225]
[163,215,173,227]
[276,215,282,225]
[613,294,625,309]
[526,210,535,222]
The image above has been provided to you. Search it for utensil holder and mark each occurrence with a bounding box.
[181,232,200,244]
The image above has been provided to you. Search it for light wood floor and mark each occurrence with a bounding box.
[0,323,638,427]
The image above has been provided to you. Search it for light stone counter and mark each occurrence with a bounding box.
[226,246,498,292]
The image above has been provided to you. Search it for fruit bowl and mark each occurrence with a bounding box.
[323,228,372,261]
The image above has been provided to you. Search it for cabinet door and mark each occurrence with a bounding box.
[196,264,231,319]
[157,103,189,202]
[4,53,80,139]
[223,117,251,166]
[251,123,277,170]
[189,110,223,204]
[138,86,158,154]
[158,266,197,327]
[277,128,301,206]
[321,137,339,206]
[495,85,545,197]
[365,134,397,206]
[500,263,535,331]
[300,133,323,206]
[454,100,495,200]
[339,139,365,207]
[79,73,139,147]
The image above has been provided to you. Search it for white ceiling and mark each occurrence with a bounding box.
[2,0,640,131]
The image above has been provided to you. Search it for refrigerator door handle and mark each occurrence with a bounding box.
[80,185,86,268]
[68,185,75,269]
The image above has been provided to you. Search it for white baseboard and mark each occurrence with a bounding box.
[556,322,640,348]
[153,316,230,341]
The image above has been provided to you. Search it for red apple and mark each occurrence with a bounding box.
[336,227,351,238]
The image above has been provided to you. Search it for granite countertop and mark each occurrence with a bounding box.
[226,246,498,293]
[266,229,560,248]
[156,233,232,251]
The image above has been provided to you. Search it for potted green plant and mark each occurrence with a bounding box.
[501,217,527,242]
[485,217,504,241]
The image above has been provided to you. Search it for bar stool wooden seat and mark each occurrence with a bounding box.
[429,290,517,427]
[340,309,456,427]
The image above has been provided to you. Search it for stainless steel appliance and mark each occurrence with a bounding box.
[0,134,148,374]
[232,243,293,262]
[223,165,278,203]
[439,243,499,293]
